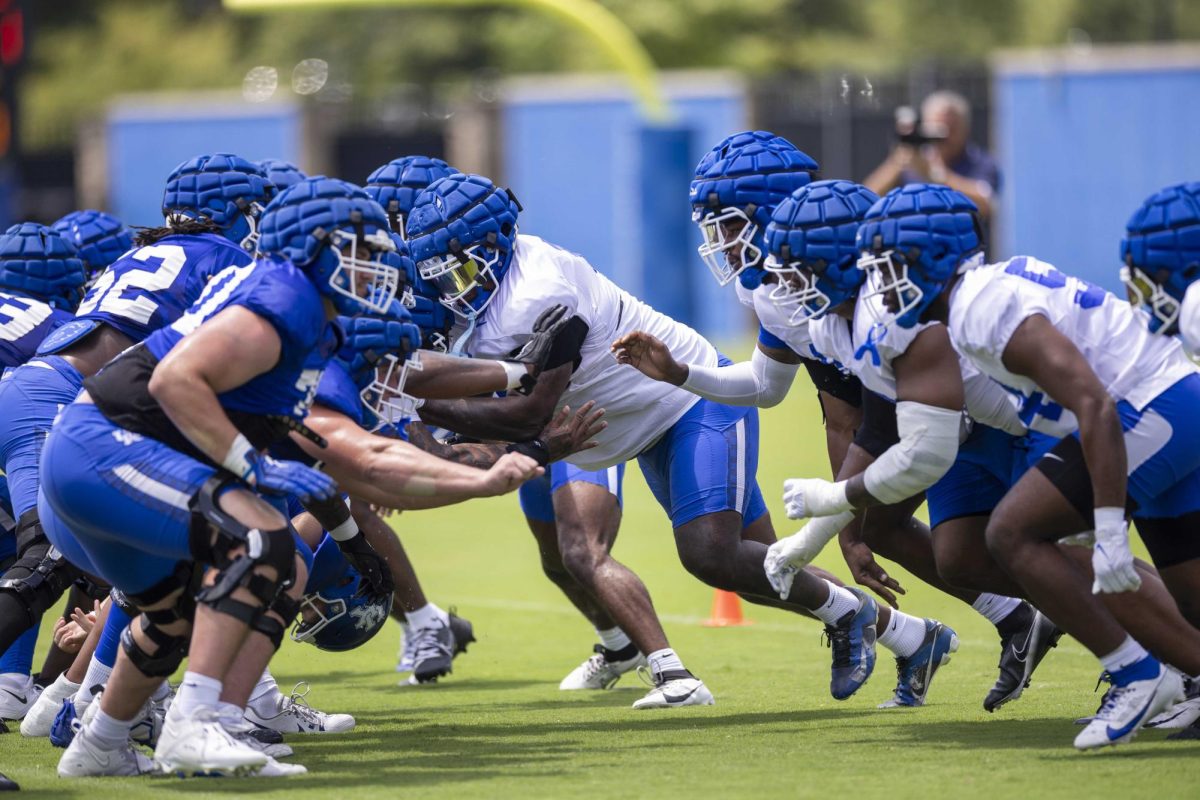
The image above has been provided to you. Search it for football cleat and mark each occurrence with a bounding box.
[253,756,308,778]
[984,605,1062,712]
[57,726,154,777]
[878,620,958,708]
[1074,656,1183,750]
[20,675,79,737]
[407,611,476,685]
[825,588,878,700]
[245,683,355,734]
[154,706,267,777]
[1146,674,1200,729]
[0,771,16,790]
[49,699,79,748]
[396,624,416,673]
[560,645,647,691]
[1075,672,1114,725]
[631,669,715,710]
[0,674,39,722]
[222,716,293,759]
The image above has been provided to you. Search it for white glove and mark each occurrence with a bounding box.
[782,477,851,519]
[1059,530,1096,548]
[1091,508,1140,594]
[763,511,855,598]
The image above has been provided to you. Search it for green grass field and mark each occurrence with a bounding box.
[2,345,1196,798]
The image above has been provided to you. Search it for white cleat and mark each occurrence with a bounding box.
[254,756,308,777]
[21,676,79,737]
[631,673,715,710]
[244,683,355,734]
[57,727,154,777]
[154,706,267,777]
[222,716,294,759]
[1074,660,1183,750]
[0,673,39,722]
[1146,693,1200,730]
[560,646,647,690]
[396,624,415,673]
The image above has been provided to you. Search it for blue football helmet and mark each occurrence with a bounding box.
[292,563,393,652]
[258,176,402,315]
[336,297,425,427]
[407,173,522,320]
[689,131,818,290]
[855,183,983,328]
[365,155,460,240]
[763,180,879,324]
[51,210,134,286]
[162,153,275,253]
[1119,182,1200,334]
[0,223,88,311]
[257,158,308,191]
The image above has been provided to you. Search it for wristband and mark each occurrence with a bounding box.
[506,439,550,467]
[500,361,527,391]
[1094,506,1126,535]
[329,517,360,542]
[221,433,257,482]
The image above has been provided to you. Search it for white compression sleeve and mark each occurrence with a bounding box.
[963,373,1026,436]
[681,347,799,408]
[862,401,962,505]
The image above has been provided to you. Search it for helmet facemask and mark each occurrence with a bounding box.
[694,204,762,286]
[765,253,835,325]
[1121,262,1181,335]
[417,238,506,319]
[360,350,424,428]
[859,250,926,328]
[326,227,401,315]
[291,593,348,645]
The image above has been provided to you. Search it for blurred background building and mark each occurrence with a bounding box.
[8,0,1200,337]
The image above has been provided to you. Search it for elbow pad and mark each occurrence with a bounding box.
[681,348,799,408]
[862,401,962,505]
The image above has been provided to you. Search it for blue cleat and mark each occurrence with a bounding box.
[825,588,878,700]
[49,698,78,749]
[879,619,959,708]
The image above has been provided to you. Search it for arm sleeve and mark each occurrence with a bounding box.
[680,346,799,408]
[861,400,963,505]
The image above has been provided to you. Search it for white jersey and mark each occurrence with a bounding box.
[1179,280,1200,358]
[808,274,1025,435]
[737,281,855,372]
[950,256,1198,437]
[461,234,717,470]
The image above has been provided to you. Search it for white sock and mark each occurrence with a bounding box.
[596,627,632,652]
[74,658,113,713]
[877,610,929,658]
[972,593,1022,626]
[89,708,134,751]
[216,701,245,728]
[811,582,861,625]
[174,671,222,717]
[647,648,686,678]
[405,603,448,630]
[1100,636,1150,674]
[44,672,81,703]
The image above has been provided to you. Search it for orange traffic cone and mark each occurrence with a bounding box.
[702,590,751,627]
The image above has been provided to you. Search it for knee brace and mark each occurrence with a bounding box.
[120,561,201,678]
[254,592,302,650]
[0,510,82,629]
[188,477,295,629]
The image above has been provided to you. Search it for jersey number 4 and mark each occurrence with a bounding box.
[77,244,188,326]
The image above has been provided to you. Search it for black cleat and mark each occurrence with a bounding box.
[0,770,16,791]
[984,603,1063,712]
[1166,717,1200,740]
[410,610,475,684]
[243,725,285,745]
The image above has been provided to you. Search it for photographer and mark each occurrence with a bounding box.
[864,90,1000,220]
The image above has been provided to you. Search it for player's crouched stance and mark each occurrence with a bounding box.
[39,177,424,777]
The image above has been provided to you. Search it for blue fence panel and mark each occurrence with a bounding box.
[502,75,748,341]
[107,98,301,227]
[994,50,1200,291]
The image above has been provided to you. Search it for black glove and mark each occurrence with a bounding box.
[338,533,395,597]
[508,304,588,394]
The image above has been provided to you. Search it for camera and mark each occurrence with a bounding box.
[894,106,948,146]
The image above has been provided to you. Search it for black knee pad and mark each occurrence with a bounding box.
[190,481,295,629]
[0,514,82,629]
[1136,514,1200,569]
[253,592,301,650]
[120,563,201,678]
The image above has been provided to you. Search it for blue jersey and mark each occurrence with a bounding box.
[0,290,73,368]
[146,258,338,422]
[39,233,252,355]
[314,360,365,426]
